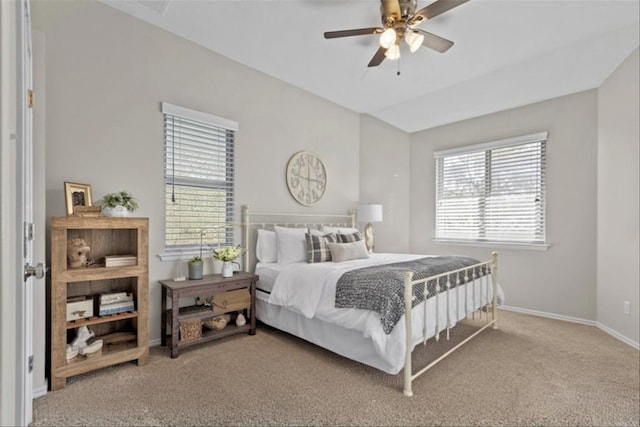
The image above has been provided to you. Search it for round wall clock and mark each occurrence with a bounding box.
[286,151,327,206]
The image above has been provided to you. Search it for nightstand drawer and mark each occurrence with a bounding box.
[212,288,251,315]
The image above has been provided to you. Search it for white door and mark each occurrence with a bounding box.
[3,0,40,424]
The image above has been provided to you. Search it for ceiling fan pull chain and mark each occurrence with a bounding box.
[397,56,401,76]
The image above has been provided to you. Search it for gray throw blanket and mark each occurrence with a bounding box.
[335,256,489,334]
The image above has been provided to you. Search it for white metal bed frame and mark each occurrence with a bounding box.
[240,205,498,396]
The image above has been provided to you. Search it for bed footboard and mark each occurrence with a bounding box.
[403,252,498,397]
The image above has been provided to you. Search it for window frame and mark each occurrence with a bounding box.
[158,102,239,261]
[433,132,549,250]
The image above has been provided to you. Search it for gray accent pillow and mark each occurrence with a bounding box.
[328,240,370,262]
[338,231,362,243]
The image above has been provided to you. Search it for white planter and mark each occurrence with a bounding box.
[102,206,132,217]
[222,261,234,278]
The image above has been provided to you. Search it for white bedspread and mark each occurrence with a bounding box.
[263,253,503,373]
[268,253,426,318]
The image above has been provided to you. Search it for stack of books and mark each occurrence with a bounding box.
[104,255,137,267]
[98,292,135,316]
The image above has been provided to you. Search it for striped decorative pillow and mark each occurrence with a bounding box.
[338,231,362,243]
[305,231,338,263]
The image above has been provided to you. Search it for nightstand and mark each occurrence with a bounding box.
[160,272,258,358]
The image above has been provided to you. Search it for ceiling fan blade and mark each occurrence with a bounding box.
[411,0,470,24]
[367,46,387,67]
[381,0,402,21]
[415,29,454,53]
[324,27,382,39]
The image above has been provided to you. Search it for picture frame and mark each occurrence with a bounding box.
[64,182,93,215]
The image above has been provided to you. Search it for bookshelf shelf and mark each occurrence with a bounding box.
[65,310,139,329]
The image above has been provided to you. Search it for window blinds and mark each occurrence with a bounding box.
[434,132,547,245]
[162,103,237,252]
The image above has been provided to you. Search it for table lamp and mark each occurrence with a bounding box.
[357,204,383,253]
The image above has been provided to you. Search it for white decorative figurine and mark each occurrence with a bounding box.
[70,326,103,357]
[236,312,246,327]
[70,326,95,349]
[66,344,79,361]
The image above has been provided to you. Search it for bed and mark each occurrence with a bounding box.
[240,205,502,396]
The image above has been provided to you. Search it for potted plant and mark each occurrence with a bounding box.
[188,230,207,280]
[212,245,245,278]
[101,191,138,217]
[188,255,203,280]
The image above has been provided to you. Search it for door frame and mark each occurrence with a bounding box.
[0,0,33,424]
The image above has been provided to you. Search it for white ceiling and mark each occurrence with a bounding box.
[103,0,639,133]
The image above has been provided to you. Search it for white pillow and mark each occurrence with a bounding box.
[320,225,359,235]
[275,226,308,264]
[256,229,277,263]
[328,240,370,262]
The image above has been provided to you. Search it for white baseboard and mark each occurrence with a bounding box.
[149,338,162,347]
[596,321,640,350]
[500,305,597,326]
[32,382,48,399]
[500,305,639,350]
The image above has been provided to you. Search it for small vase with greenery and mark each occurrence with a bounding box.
[212,245,245,263]
[101,191,138,217]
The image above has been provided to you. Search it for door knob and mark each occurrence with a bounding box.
[24,262,47,280]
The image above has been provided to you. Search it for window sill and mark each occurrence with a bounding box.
[433,239,550,251]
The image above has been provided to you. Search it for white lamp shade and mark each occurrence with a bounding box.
[384,44,401,60]
[405,30,424,53]
[379,28,397,49]
[357,204,383,223]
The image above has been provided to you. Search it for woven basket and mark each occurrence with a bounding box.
[179,319,202,343]
[203,314,230,331]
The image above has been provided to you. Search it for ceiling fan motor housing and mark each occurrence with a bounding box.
[381,0,417,27]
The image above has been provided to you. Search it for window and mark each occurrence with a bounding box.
[434,132,547,246]
[161,103,238,260]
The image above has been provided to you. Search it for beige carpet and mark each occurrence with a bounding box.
[33,310,639,426]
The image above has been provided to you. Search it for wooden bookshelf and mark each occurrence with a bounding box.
[49,216,149,390]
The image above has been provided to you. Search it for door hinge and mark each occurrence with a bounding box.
[24,222,34,242]
[28,90,34,108]
[24,222,34,258]
[28,355,33,373]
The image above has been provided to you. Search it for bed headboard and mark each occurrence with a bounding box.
[240,204,356,273]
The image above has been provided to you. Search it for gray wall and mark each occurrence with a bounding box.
[359,114,411,253]
[597,48,639,345]
[408,91,599,321]
[32,0,361,358]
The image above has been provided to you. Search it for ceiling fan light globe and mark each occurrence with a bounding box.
[379,28,397,49]
[405,31,424,53]
[384,45,401,61]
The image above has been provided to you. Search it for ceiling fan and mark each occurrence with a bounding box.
[324,0,470,67]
